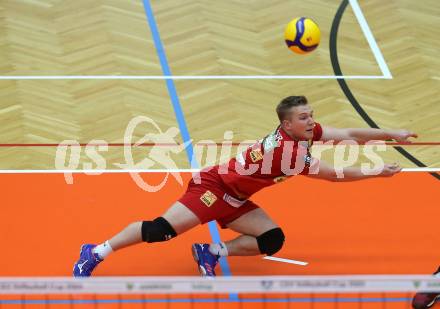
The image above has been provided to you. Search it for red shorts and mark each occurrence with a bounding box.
[178,167,259,228]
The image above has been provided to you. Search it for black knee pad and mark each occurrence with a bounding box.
[141,217,177,243]
[256,228,285,256]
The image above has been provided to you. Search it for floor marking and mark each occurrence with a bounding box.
[0,75,390,80]
[349,0,392,78]
[263,256,308,266]
[0,168,438,174]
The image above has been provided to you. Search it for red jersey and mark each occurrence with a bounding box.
[217,123,323,199]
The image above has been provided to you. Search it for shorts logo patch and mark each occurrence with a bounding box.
[250,149,263,162]
[200,190,217,207]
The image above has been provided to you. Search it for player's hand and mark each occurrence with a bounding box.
[379,162,402,177]
[389,129,418,143]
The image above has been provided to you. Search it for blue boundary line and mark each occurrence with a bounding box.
[141,0,232,279]
[0,297,412,305]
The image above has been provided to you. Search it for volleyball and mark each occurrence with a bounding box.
[284,17,321,54]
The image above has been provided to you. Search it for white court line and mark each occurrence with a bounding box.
[0,169,199,174]
[401,168,440,172]
[349,0,392,79]
[0,168,438,174]
[263,256,308,266]
[0,75,389,80]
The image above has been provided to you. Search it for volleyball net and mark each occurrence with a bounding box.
[0,275,439,308]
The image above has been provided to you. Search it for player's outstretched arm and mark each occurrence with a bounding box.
[320,126,418,143]
[307,159,401,182]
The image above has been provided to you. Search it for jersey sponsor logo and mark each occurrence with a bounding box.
[262,135,277,152]
[273,175,289,183]
[299,139,313,150]
[304,154,312,166]
[299,140,308,148]
[164,234,173,240]
[236,152,246,166]
[299,139,313,167]
[223,193,246,208]
[250,148,263,162]
[262,130,282,152]
[200,190,217,207]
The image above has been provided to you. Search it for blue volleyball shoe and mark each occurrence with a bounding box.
[73,244,103,277]
[191,244,219,277]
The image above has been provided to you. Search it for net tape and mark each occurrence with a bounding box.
[0,275,439,295]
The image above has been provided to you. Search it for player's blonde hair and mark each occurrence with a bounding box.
[276,96,308,122]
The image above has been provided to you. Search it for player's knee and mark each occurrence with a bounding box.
[141,217,177,243]
[256,227,285,256]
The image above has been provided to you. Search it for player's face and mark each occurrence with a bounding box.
[283,105,315,140]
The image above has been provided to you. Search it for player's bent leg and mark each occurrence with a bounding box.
[190,208,279,276]
[106,201,199,251]
[161,201,201,234]
[256,227,285,256]
[108,201,200,250]
[73,201,201,277]
[224,208,284,256]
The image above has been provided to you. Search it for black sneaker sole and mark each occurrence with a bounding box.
[427,295,440,308]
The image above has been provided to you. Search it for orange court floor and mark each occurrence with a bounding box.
[0,172,439,308]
